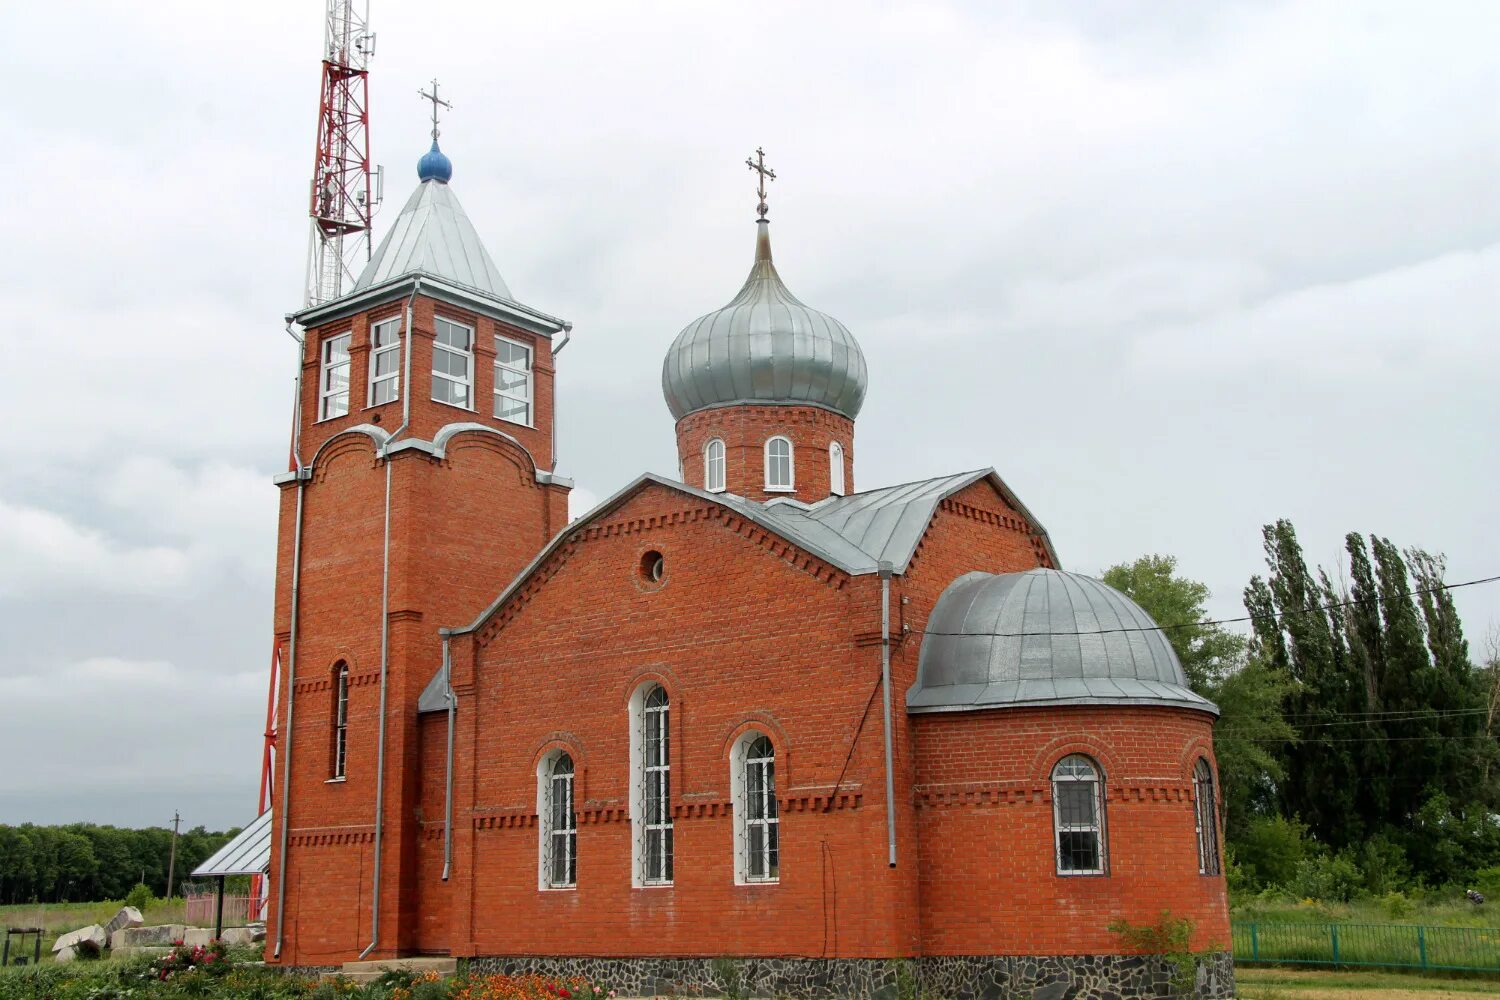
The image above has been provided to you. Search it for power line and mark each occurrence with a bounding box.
[1220,707,1492,732]
[913,574,1500,640]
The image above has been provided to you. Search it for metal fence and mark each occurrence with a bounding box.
[182,894,266,928]
[1232,921,1500,973]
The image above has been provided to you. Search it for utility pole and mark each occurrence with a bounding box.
[165,812,181,900]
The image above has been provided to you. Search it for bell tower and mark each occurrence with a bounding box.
[661,149,867,502]
[268,113,574,964]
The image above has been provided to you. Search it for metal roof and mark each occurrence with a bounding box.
[908,569,1217,716]
[662,221,868,422]
[191,810,272,877]
[354,179,512,302]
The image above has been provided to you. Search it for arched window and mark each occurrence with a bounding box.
[1193,758,1221,876]
[731,732,779,883]
[331,663,350,780]
[538,751,577,888]
[631,684,673,885]
[704,438,726,493]
[764,436,794,491]
[829,441,845,496]
[1052,754,1106,875]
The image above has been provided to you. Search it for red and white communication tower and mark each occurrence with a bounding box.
[304,0,382,306]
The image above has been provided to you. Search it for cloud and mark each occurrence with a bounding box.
[0,499,191,598]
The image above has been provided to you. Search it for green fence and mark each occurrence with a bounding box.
[1232,921,1500,973]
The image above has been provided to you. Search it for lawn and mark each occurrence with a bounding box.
[1235,967,1500,998]
[0,899,192,948]
[1232,894,1497,929]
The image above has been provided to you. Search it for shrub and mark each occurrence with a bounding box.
[1107,912,1201,996]
[1381,890,1415,919]
[125,882,156,911]
[1285,853,1363,903]
[1471,864,1500,900]
[1233,815,1313,888]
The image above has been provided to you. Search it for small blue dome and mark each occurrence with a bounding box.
[417,140,452,183]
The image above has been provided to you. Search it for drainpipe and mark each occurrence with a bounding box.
[361,280,421,960]
[879,562,897,868]
[441,634,455,881]
[273,318,307,959]
[549,321,572,472]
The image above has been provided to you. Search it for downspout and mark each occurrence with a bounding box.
[273,318,307,959]
[879,562,897,867]
[549,321,572,472]
[361,280,421,960]
[441,634,455,880]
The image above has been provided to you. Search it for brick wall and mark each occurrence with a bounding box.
[674,405,854,501]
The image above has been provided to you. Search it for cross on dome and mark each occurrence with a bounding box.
[746,146,776,220]
[415,78,454,183]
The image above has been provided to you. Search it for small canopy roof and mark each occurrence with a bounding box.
[191,810,272,878]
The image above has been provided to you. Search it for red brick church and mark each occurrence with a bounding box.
[265,136,1231,998]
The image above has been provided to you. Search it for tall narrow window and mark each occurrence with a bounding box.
[704,439,726,492]
[368,317,402,406]
[829,441,846,495]
[732,732,779,884]
[332,663,349,780]
[432,317,474,409]
[1052,755,1106,875]
[1194,758,1221,876]
[493,335,533,425]
[634,684,673,885]
[539,752,577,888]
[764,436,793,491]
[319,333,352,420]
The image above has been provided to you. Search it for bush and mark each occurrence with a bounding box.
[1356,833,1411,896]
[1471,865,1500,900]
[125,882,155,911]
[1285,852,1364,903]
[1233,815,1314,888]
[1380,890,1415,919]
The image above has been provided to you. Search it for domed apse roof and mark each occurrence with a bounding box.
[661,220,868,422]
[908,569,1218,715]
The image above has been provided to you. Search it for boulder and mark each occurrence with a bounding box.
[103,905,144,942]
[182,928,213,948]
[52,924,107,963]
[219,925,266,946]
[112,924,191,949]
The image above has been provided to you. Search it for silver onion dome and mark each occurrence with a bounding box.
[662,221,868,422]
[908,569,1218,715]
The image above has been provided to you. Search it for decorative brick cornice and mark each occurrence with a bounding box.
[289,826,375,847]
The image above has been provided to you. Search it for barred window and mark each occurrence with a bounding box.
[732,732,779,884]
[319,332,352,420]
[1052,755,1106,875]
[332,663,349,780]
[539,751,577,889]
[493,335,532,425]
[1194,758,1221,876]
[633,684,673,885]
[368,317,401,406]
[764,436,793,491]
[704,439,726,493]
[432,317,473,409]
[829,441,845,496]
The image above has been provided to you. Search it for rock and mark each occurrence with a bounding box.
[183,928,213,948]
[52,924,107,955]
[112,924,191,948]
[102,905,144,943]
[219,925,266,946]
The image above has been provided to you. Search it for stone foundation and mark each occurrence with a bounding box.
[469,953,1236,1000]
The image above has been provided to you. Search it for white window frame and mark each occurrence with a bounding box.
[432,316,474,410]
[493,334,533,427]
[704,438,726,493]
[829,441,846,496]
[332,663,349,780]
[764,436,794,492]
[538,750,577,889]
[367,317,402,407]
[1052,754,1107,876]
[318,332,352,421]
[1194,758,1221,876]
[629,683,673,886]
[730,731,779,884]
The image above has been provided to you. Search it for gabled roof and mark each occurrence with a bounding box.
[191,810,271,877]
[354,179,512,302]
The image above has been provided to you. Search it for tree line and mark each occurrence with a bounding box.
[1105,520,1500,897]
[0,823,237,905]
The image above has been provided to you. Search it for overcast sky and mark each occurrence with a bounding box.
[1,1,1496,831]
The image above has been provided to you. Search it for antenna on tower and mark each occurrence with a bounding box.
[304,0,383,307]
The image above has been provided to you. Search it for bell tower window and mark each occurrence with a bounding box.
[318,333,352,421]
[829,441,845,495]
[704,439,726,493]
[368,318,401,406]
[765,436,794,491]
[432,316,474,409]
[493,335,533,426]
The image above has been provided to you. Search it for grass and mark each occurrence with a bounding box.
[0,899,193,958]
[1236,967,1500,998]
[1232,894,1496,929]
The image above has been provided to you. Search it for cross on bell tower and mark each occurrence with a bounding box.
[746,146,776,220]
[419,78,452,142]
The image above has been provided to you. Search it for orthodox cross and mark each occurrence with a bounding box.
[746,146,776,220]
[419,79,452,142]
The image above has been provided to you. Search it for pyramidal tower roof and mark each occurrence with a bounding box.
[353,141,513,302]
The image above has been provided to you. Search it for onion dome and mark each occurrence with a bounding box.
[662,220,868,422]
[417,139,453,184]
[908,569,1218,715]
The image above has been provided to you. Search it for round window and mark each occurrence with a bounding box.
[640,550,665,584]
